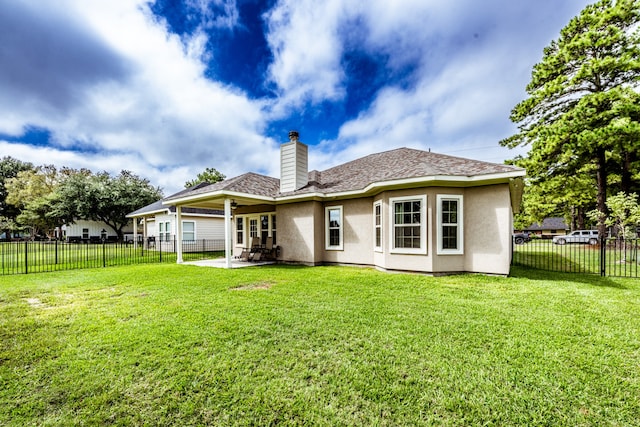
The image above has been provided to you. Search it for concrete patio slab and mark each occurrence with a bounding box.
[182,258,276,268]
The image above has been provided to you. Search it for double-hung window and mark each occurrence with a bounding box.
[182,221,195,241]
[374,201,382,251]
[390,195,427,254]
[236,217,244,246]
[165,221,171,242]
[271,215,277,244]
[260,215,269,245]
[325,206,343,250]
[249,218,258,239]
[159,221,171,241]
[437,195,463,254]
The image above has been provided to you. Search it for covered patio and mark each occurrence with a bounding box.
[156,173,283,268]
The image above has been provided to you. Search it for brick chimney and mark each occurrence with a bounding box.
[280,130,308,192]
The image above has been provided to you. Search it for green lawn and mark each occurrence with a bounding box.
[1,265,639,425]
[0,241,224,275]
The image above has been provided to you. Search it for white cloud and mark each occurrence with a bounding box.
[303,0,591,170]
[0,0,593,194]
[0,0,280,194]
[264,0,349,112]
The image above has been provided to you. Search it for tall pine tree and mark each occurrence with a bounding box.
[502,0,640,235]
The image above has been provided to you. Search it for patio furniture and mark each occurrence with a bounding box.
[236,237,262,261]
[260,236,279,261]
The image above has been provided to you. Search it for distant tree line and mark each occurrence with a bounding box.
[0,157,163,241]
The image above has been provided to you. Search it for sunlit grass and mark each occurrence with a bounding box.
[1,264,639,425]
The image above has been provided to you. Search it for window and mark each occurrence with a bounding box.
[236,217,244,245]
[390,195,427,254]
[82,228,89,240]
[182,221,195,241]
[325,206,343,250]
[160,221,171,242]
[374,201,382,251]
[437,195,463,255]
[260,215,269,245]
[271,214,277,244]
[249,218,258,238]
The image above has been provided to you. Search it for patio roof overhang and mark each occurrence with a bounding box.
[126,207,168,218]
[162,190,279,210]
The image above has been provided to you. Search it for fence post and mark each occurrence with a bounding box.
[600,237,606,277]
[24,240,28,274]
[55,239,59,265]
[103,241,106,268]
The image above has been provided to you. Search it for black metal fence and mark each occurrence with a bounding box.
[512,237,640,278]
[0,238,225,276]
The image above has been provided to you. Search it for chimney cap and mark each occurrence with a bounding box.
[288,130,299,142]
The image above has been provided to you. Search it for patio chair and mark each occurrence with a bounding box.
[235,236,260,261]
[247,236,261,261]
[261,236,276,260]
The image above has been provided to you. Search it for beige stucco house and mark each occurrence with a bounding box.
[163,132,525,275]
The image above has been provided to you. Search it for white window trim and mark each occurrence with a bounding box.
[271,214,277,245]
[437,194,464,255]
[373,201,383,252]
[164,221,171,242]
[235,216,244,246]
[182,220,196,241]
[325,205,344,250]
[235,214,277,246]
[389,195,427,255]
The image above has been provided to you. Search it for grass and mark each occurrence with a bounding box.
[0,241,224,275]
[1,264,639,425]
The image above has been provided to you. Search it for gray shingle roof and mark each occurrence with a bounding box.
[129,182,225,216]
[525,217,568,231]
[288,148,521,195]
[165,147,524,202]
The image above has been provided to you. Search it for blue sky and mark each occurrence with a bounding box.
[0,0,592,194]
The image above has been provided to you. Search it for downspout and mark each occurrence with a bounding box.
[224,198,232,268]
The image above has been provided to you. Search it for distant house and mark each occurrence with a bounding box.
[61,220,132,243]
[160,131,526,275]
[127,183,225,251]
[522,217,569,239]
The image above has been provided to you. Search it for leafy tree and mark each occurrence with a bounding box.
[5,165,64,238]
[515,171,597,230]
[589,191,640,238]
[0,156,34,237]
[54,170,163,241]
[502,0,640,236]
[185,167,225,188]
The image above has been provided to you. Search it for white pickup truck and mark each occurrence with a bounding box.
[552,230,599,245]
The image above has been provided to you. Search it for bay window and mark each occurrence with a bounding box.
[390,195,427,254]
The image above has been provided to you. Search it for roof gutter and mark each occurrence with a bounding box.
[162,170,526,207]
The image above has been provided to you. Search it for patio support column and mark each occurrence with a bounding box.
[176,205,183,263]
[133,218,138,250]
[224,198,232,268]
